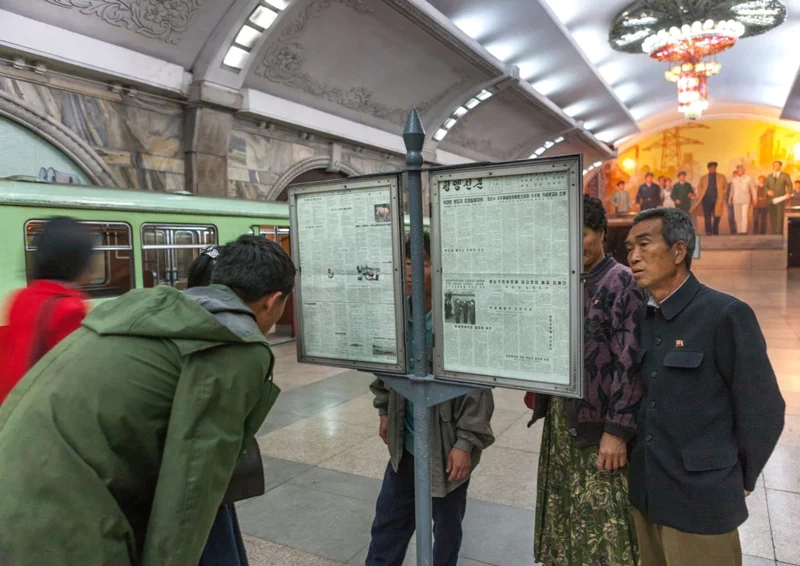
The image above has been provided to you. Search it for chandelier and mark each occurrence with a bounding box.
[648,19,743,119]
[609,1,787,120]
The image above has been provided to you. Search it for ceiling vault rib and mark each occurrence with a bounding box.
[534,0,639,131]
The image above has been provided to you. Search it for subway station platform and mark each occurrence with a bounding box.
[238,269,800,566]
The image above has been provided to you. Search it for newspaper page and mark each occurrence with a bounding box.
[438,172,571,384]
[296,187,399,365]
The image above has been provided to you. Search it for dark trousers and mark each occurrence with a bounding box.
[199,505,248,566]
[366,452,469,566]
[702,200,720,235]
[726,203,737,235]
[753,208,768,235]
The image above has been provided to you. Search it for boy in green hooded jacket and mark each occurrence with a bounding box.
[0,235,295,566]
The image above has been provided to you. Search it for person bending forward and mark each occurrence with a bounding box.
[0,236,294,566]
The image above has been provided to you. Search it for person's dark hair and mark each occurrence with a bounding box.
[211,236,295,302]
[774,160,783,167]
[645,172,654,178]
[584,194,607,235]
[708,161,718,168]
[616,180,625,187]
[187,246,220,289]
[632,208,696,269]
[32,217,93,282]
[658,176,665,182]
[678,171,686,177]
[405,231,431,259]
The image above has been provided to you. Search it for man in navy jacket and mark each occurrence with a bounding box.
[625,207,784,566]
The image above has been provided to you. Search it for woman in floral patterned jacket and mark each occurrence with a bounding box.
[532,195,646,566]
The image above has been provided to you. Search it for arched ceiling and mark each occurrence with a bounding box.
[1,0,797,167]
[538,0,800,128]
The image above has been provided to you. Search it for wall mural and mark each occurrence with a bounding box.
[44,0,204,44]
[0,116,90,184]
[593,118,800,219]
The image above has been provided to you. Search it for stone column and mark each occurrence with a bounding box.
[184,106,234,198]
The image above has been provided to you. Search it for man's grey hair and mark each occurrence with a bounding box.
[632,208,696,270]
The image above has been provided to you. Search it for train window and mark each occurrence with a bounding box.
[141,224,217,289]
[24,220,134,299]
[251,225,290,246]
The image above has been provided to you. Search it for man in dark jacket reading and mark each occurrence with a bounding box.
[625,208,784,566]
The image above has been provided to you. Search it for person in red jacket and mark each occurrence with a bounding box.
[0,217,93,403]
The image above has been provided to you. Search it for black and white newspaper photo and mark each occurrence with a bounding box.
[295,187,399,364]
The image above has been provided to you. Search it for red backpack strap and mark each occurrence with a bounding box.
[27,295,68,370]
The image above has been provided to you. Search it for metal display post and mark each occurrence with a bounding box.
[372,108,485,566]
[405,108,427,382]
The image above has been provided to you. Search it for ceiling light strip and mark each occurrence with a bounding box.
[223,1,289,71]
[434,89,495,141]
[527,136,566,159]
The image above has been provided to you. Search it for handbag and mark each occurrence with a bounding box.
[221,436,265,505]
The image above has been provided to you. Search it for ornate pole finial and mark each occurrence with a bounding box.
[403,107,425,170]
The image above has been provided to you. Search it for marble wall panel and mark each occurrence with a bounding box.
[229,180,271,201]
[116,167,185,193]
[2,73,413,199]
[227,124,408,202]
[0,74,184,191]
[228,127,326,201]
[343,153,403,176]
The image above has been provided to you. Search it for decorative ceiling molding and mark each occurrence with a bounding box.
[43,0,205,44]
[254,0,473,127]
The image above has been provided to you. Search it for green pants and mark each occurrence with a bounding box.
[769,202,785,234]
[633,508,741,566]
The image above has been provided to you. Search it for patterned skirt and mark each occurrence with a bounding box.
[534,397,639,566]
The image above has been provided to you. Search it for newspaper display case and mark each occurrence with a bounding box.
[289,174,407,373]
[429,156,584,396]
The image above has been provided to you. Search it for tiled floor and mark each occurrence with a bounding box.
[238,269,800,565]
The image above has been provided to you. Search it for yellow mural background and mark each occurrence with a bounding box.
[597,118,800,215]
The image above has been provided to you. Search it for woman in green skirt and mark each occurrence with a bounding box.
[532,196,646,566]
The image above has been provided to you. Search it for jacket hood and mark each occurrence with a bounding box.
[82,285,266,349]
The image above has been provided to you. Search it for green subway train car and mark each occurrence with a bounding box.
[0,177,291,309]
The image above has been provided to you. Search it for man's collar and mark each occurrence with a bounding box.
[647,273,700,320]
